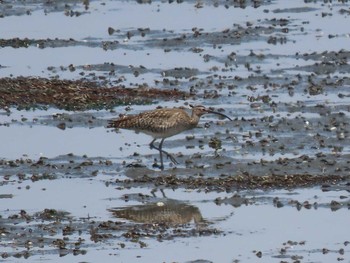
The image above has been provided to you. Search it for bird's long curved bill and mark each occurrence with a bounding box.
[208,110,232,121]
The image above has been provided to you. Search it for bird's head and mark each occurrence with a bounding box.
[190,105,232,120]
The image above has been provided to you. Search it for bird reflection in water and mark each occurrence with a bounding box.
[109,200,206,226]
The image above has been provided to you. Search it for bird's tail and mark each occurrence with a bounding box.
[107,116,135,129]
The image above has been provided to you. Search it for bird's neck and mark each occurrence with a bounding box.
[190,112,200,127]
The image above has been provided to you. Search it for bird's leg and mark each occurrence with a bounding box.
[149,139,178,169]
[158,138,165,170]
[150,139,162,169]
[150,139,165,169]
[149,139,157,150]
[158,138,179,165]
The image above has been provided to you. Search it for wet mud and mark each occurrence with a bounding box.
[1,0,350,262]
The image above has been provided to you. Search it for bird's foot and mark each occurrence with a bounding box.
[152,161,164,170]
[166,153,179,165]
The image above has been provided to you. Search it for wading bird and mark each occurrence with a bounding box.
[107,105,232,170]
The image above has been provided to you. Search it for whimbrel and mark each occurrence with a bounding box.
[107,105,232,169]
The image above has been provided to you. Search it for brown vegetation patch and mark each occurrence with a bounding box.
[117,173,350,191]
[0,77,188,111]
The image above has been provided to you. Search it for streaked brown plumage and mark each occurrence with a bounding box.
[107,105,232,170]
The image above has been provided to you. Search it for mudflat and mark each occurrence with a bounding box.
[1,0,350,262]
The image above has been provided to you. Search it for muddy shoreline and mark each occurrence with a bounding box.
[1,0,350,262]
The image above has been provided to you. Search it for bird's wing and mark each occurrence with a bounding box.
[134,110,188,133]
[107,109,191,133]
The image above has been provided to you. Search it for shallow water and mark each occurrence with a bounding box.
[1,0,350,262]
[2,174,349,262]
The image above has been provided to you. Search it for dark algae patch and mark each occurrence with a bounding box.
[116,172,350,191]
[0,77,187,110]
